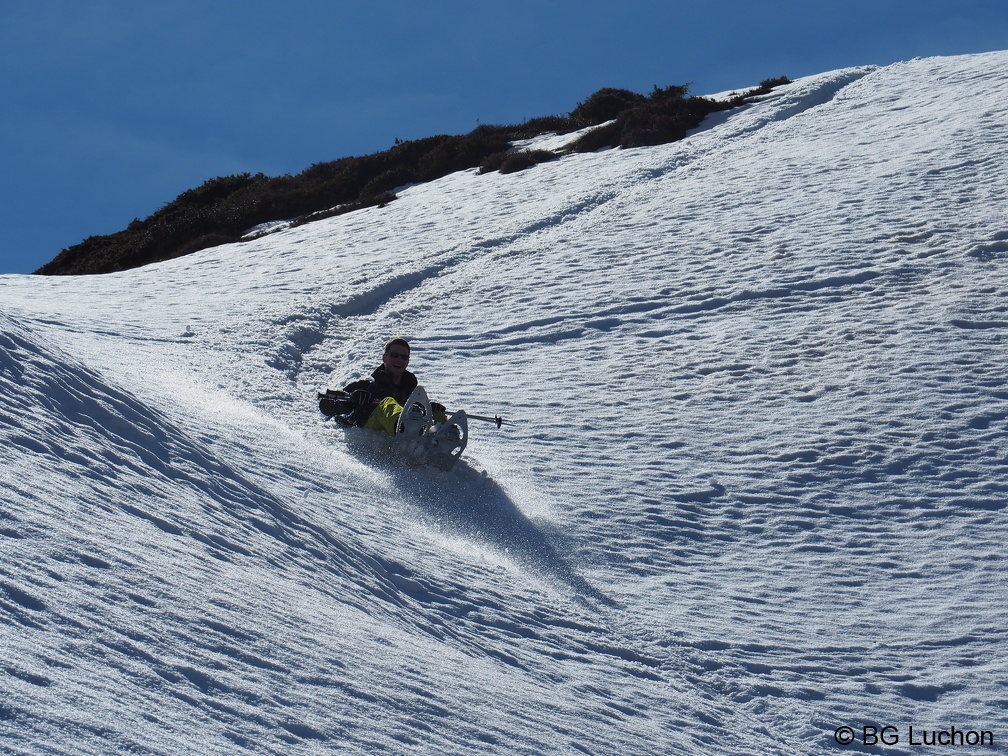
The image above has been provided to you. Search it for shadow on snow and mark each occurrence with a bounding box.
[344,429,616,608]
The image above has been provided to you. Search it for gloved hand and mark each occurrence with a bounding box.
[351,390,373,408]
[431,401,446,415]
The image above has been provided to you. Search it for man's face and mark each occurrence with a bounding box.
[382,345,410,381]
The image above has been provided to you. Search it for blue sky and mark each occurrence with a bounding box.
[1,0,1005,275]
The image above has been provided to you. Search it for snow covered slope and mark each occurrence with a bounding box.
[2,51,1008,754]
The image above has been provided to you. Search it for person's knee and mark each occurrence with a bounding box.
[364,397,403,435]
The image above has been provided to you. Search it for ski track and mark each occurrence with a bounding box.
[2,52,1008,753]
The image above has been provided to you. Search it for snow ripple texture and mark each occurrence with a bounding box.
[2,51,1008,754]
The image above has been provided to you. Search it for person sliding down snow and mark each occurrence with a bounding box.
[340,338,448,435]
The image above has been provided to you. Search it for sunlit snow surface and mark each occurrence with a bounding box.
[2,52,1008,754]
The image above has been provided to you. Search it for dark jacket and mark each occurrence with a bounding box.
[342,366,418,427]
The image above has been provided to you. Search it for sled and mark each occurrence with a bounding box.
[320,384,472,471]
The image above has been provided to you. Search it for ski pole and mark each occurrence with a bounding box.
[460,412,514,428]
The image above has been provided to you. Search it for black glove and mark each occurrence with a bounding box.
[431,402,446,415]
[351,390,373,408]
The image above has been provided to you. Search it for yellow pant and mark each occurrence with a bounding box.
[364,397,403,435]
[363,396,448,436]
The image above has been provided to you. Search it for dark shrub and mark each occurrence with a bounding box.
[619,95,715,148]
[173,233,239,259]
[760,76,791,89]
[565,121,621,153]
[37,76,790,275]
[360,167,421,199]
[416,126,513,181]
[647,84,690,103]
[290,192,397,228]
[516,114,572,136]
[570,88,647,127]
[479,150,558,175]
[568,78,789,153]
[478,152,510,174]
